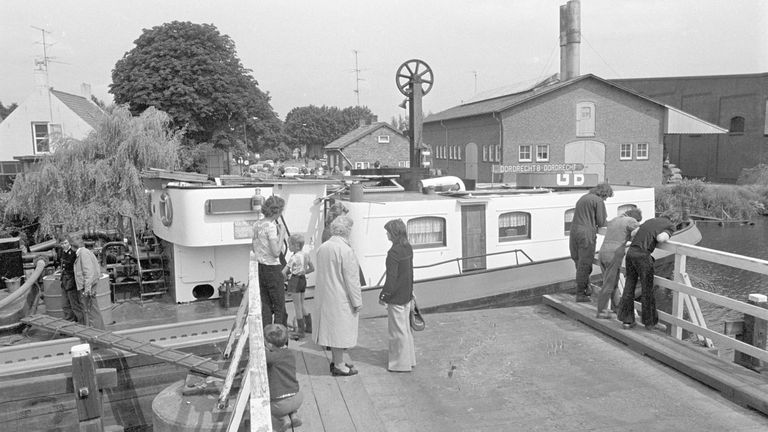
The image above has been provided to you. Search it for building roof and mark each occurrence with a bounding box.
[50,89,104,129]
[424,74,727,134]
[325,122,404,150]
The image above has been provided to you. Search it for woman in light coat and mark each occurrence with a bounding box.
[312,215,362,376]
[378,219,416,372]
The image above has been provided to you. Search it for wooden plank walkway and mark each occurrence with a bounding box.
[543,292,768,415]
[288,303,768,432]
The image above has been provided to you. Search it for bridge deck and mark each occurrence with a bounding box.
[319,302,768,431]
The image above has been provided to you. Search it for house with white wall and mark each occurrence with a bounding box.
[0,83,103,188]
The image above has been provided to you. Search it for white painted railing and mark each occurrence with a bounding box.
[646,240,768,364]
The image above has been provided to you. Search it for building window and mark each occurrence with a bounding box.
[636,143,649,160]
[499,212,531,242]
[536,145,549,162]
[617,204,637,217]
[620,143,632,160]
[495,145,501,162]
[408,217,446,249]
[564,208,574,236]
[32,122,51,154]
[519,145,532,162]
[482,145,488,162]
[576,102,596,137]
[729,116,745,134]
[377,135,390,143]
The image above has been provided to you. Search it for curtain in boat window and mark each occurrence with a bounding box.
[564,208,575,236]
[407,217,446,249]
[498,212,530,242]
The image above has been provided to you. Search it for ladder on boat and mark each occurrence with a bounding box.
[21,314,226,378]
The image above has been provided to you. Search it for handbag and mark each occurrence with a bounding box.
[410,300,425,331]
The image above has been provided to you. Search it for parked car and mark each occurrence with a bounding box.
[283,166,300,178]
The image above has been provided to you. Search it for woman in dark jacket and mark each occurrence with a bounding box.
[378,219,416,372]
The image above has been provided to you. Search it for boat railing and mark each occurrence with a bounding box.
[373,248,535,287]
[637,240,768,365]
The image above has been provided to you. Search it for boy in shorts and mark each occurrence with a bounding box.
[283,233,314,339]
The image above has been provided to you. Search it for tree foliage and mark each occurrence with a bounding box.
[4,106,181,240]
[283,105,374,156]
[110,21,280,151]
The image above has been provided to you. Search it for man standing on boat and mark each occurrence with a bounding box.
[569,183,613,302]
[69,233,105,330]
[59,235,83,324]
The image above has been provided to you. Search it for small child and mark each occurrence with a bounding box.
[265,324,303,431]
[282,234,314,339]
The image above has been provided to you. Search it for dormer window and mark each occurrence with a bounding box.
[576,102,596,137]
[32,122,62,154]
[377,135,390,143]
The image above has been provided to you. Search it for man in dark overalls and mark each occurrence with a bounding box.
[59,236,83,323]
[569,183,613,302]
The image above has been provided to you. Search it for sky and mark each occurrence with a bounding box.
[1,0,766,123]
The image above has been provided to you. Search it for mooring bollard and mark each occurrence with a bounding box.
[735,294,768,372]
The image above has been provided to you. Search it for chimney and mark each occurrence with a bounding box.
[80,83,92,100]
[371,115,378,124]
[359,118,366,128]
[559,0,581,81]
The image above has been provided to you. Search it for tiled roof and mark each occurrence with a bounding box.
[50,89,104,129]
[325,122,403,150]
[424,74,665,123]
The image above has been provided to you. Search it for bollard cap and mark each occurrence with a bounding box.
[71,343,91,357]
[748,294,768,303]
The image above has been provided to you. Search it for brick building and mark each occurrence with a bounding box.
[613,73,768,184]
[324,122,410,170]
[423,74,726,187]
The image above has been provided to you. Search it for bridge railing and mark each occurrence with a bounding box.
[652,240,768,364]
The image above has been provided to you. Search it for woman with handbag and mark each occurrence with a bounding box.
[378,219,417,372]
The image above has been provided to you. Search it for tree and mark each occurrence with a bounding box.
[110,21,279,150]
[0,100,18,121]
[283,105,374,158]
[4,106,181,240]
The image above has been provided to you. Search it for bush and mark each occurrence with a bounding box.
[738,164,768,186]
[655,179,762,220]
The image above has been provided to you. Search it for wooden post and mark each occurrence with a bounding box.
[670,253,685,340]
[71,343,103,432]
[248,256,271,431]
[737,294,768,371]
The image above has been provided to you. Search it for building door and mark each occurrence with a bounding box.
[464,143,478,181]
[461,204,486,271]
[565,140,605,182]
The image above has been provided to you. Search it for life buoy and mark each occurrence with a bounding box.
[159,192,173,227]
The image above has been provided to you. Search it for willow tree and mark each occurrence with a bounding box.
[5,105,181,240]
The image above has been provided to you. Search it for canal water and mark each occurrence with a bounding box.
[685,217,768,331]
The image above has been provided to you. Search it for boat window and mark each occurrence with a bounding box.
[617,204,637,216]
[564,208,574,236]
[483,145,488,162]
[499,212,531,242]
[407,217,446,249]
